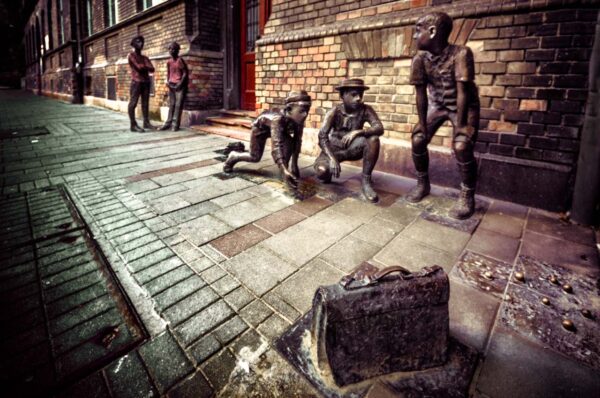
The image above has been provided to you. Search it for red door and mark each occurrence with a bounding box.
[241,0,271,111]
[240,0,259,110]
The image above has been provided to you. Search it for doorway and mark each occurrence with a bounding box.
[240,0,271,111]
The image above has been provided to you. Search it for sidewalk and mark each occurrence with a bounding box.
[1,90,599,398]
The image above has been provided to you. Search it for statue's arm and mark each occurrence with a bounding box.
[415,84,428,133]
[145,56,155,73]
[180,59,188,88]
[270,115,286,166]
[410,53,428,135]
[318,108,337,160]
[291,125,303,177]
[455,47,476,130]
[363,106,384,137]
[128,53,146,72]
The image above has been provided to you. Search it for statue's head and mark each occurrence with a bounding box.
[285,90,312,125]
[414,12,453,52]
[130,35,145,51]
[335,79,369,112]
[168,42,180,58]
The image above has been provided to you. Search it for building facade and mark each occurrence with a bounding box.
[24,0,600,213]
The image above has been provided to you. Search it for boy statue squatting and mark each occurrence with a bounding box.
[314,79,384,203]
[406,12,480,219]
[128,35,155,133]
[223,91,312,189]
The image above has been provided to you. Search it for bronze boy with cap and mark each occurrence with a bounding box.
[314,79,383,202]
[406,12,480,219]
[160,42,188,132]
[223,91,312,189]
[128,35,155,132]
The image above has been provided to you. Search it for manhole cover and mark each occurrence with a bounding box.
[1,186,147,396]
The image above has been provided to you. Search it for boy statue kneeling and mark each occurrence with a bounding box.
[223,91,312,189]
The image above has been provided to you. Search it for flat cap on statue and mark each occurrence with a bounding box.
[335,78,370,92]
[285,90,312,104]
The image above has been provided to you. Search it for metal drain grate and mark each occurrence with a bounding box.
[0,126,50,139]
[0,185,147,397]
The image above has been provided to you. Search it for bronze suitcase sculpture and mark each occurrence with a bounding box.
[311,262,449,386]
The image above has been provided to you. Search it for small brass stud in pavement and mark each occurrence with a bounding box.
[514,271,525,282]
[549,275,559,285]
[562,319,575,331]
[581,309,592,319]
[562,284,573,293]
[483,271,493,280]
[541,297,550,305]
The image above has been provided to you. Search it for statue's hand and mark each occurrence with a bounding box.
[341,129,363,148]
[329,157,341,179]
[280,165,299,189]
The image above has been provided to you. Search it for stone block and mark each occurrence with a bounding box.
[139,331,194,393]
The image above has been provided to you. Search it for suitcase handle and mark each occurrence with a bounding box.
[341,264,439,289]
[371,265,412,281]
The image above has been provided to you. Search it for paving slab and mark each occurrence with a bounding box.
[272,258,345,314]
[476,325,600,398]
[222,245,296,296]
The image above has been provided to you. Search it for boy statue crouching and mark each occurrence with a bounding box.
[314,79,383,203]
[223,91,312,189]
[406,12,480,219]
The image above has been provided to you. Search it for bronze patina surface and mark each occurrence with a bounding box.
[224,91,312,191]
[314,79,384,203]
[405,12,480,219]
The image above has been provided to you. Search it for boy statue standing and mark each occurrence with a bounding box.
[128,35,155,132]
[314,79,383,203]
[160,42,188,131]
[406,12,480,219]
[223,91,312,190]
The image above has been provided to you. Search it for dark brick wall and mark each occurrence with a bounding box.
[25,0,224,112]
[259,0,598,168]
[258,0,599,210]
[267,0,405,34]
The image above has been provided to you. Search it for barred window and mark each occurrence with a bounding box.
[85,0,93,36]
[57,0,64,44]
[46,1,53,49]
[105,0,117,27]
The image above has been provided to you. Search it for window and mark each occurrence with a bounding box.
[46,0,53,49]
[56,0,65,45]
[246,0,259,52]
[140,0,164,11]
[105,0,117,27]
[107,76,117,100]
[86,0,93,36]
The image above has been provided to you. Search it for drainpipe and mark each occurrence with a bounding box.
[72,0,84,104]
[571,13,600,226]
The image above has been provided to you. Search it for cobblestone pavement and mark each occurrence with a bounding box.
[1,90,599,398]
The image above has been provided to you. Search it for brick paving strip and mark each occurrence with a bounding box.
[1,91,600,397]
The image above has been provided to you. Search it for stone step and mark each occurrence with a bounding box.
[205,116,253,129]
[219,109,257,119]
[190,125,251,142]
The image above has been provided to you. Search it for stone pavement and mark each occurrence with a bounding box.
[1,90,599,398]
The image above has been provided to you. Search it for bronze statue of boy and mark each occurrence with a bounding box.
[406,12,480,219]
[160,42,188,132]
[223,91,312,189]
[128,35,155,132]
[314,79,384,203]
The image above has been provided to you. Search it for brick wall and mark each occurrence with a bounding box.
[257,0,599,210]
